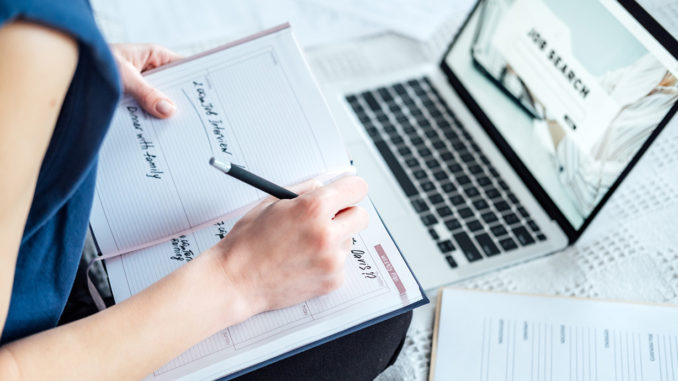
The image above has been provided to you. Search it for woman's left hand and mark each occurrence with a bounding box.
[111,43,182,118]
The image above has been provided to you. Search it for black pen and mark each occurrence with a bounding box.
[209,157,298,199]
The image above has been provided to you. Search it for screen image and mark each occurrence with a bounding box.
[447,0,678,228]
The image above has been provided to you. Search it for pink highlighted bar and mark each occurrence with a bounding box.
[375,244,406,295]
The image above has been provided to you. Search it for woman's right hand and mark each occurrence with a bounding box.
[208,176,369,320]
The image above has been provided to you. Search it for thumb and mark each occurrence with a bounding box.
[125,69,176,119]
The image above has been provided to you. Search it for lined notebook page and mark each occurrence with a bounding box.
[105,199,424,381]
[90,26,350,255]
[431,289,678,381]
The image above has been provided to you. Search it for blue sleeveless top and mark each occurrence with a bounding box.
[0,0,121,343]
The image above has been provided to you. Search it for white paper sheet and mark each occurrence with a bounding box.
[431,288,678,381]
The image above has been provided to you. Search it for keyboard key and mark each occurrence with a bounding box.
[512,226,536,246]
[346,95,358,104]
[436,206,453,218]
[417,119,431,128]
[440,151,454,161]
[378,87,394,102]
[418,147,432,157]
[498,180,509,190]
[458,207,474,219]
[441,182,455,193]
[428,228,439,240]
[437,240,455,253]
[517,207,529,218]
[494,200,510,212]
[421,182,435,192]
[481,211,498,223]
[476,233,500,256]
[499,237,518,251]
[361,91,381,111]
[424,129,439,139]
[485,188,501,199]
[390,135,404,145]
[537,233,547,241]
[365,126,380,138]
[398,146,412,156]
[403,125,417,135]
[373,140,418,197]
[413,169,427,180]
[527,220,540,232]
[396,115,409,123]
[426,159,441,169]
[421,214,438,226]
[448,163,463,173]
[464,187,480,198]
[453,232,483,262]
[444,255,458,268]
[405,158,419,168]
[384,124,397,134]
[473,199,489,211]
[503,213,520,225]
[468,164,483,174]
[410,136,424,146]
[477,176,492,186]
[467,220,483,232]
[445,218,462,231]
[425,194,442,205]
[411,199,429,213]
[489,167,499,177]
[507,193,519,204]
[432,140,446,150]
[460,153,474,163]
[394,83,407,94]
[376,113,389,123]
[434,171,448,181]
[456,175,471,185]
[450,194,465,206]
[443,130,459,140]
[451,141,466,151]
[490,225,508,237]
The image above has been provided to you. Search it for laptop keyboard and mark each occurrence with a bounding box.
[346,77,547,268]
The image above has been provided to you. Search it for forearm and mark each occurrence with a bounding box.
[0,248,248,380]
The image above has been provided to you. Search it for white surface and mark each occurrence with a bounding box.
[316,0,473,41]
[89,1,678,380]
[431,288,678,380]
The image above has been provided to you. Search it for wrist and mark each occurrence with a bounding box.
[194,244,260,329]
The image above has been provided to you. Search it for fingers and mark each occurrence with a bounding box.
[332,205,369,240]
[142,44,183,71]
[312,176,368,215]
[123,66,176,119]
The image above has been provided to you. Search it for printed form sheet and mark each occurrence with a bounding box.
[90,26,350,255]
[431,289,678,381]
[106,199,423,381]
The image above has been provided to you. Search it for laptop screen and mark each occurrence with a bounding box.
[443,0,678,230]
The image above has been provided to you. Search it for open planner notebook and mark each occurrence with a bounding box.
[89,24,427,381]
[430,288,678,381]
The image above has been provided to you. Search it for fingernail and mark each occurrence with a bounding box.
[156,100,176,116]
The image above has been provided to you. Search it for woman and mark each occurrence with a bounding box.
[0,1,410,379]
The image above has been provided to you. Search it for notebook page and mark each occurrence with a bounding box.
[105,199,425,381]
[431,289,678,381]
[90,26,351,255]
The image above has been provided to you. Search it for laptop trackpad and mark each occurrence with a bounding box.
[347,142,411,219]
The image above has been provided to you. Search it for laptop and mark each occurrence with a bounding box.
[324,0,678,291]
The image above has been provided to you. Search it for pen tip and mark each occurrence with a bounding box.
[209,157,216,166]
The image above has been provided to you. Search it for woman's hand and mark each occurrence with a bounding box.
[111,43,182,118]
[210,176,369,318]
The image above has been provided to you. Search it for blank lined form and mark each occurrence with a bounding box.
[431,289,678,381]
[90,26,351,255]
[105,199,423,381]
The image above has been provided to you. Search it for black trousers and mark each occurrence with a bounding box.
[60,259,412,380]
